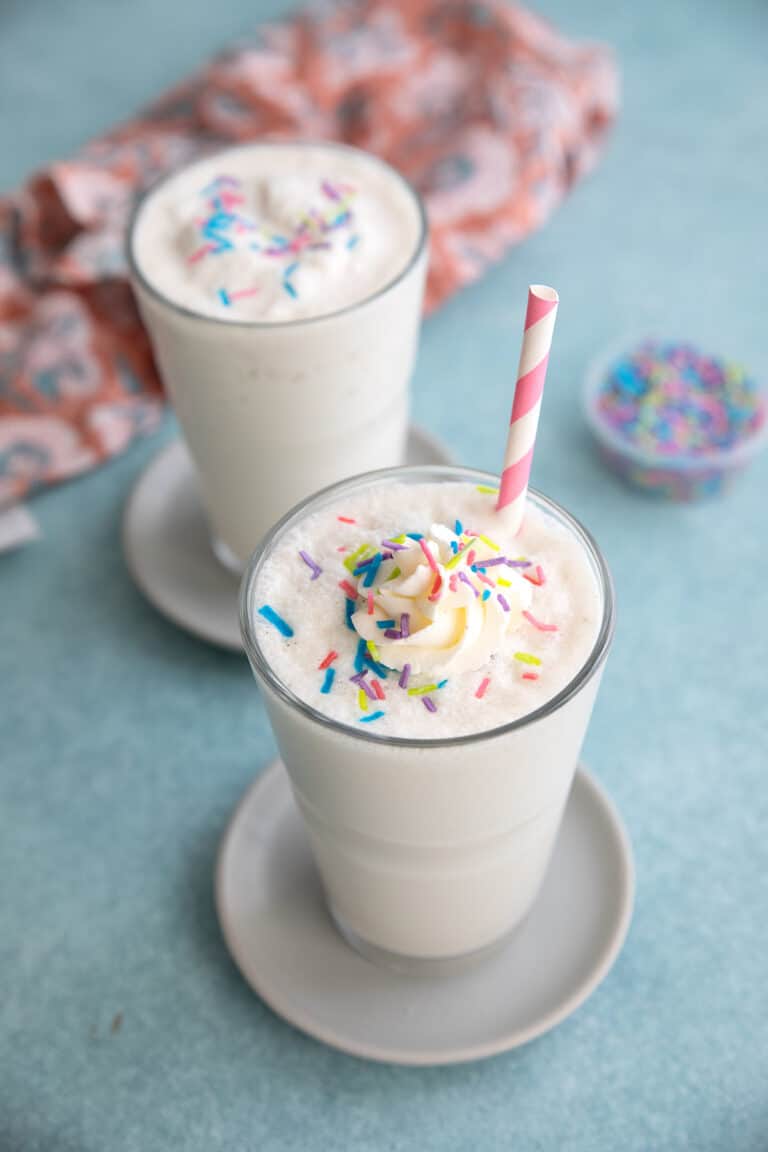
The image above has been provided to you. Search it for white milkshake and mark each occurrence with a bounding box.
[128,143,427,567]
[241,466,614,964]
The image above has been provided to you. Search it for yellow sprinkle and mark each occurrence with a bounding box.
[476,534,499,551]
[384,566,401,581]
[514,652,542,666]
[367,641,381,661]
[343,543,373,573]
[445,546,470,570]
[408,684,438,696]
[476,485,499,494]
[391,534,407,543]
[497,576,511,587]
[358,688,368,711]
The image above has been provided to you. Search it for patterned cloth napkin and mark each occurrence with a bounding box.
[0,0,617,514]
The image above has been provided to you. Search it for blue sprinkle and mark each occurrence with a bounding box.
[344,598,356,631]
[377,619,396,629]
[283,281,298,299]
[482,589,491,601]
[454,520,463,535]
[406,532,424,541]
[359,710,385,723]
[437,678,448,689]
[217,288,231,307]
[362,555,382,587]
[320,668,335,694]
[354,638,368,672]
[346,234,360,249]
[363,654,389,678]
[284,261,300,277]
[257,605,293,637]
[450,541,458,553]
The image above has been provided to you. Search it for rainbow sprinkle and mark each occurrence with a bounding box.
[423,697,437,713]
[475,677,491,699]
[320,668,336,694]
[318,650,338,670]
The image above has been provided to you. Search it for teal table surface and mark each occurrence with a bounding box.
[2,2,767,1149]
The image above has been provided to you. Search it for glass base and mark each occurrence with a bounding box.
[210,532,245,575]
[330,907,517,977]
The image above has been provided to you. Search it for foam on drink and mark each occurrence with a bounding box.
[252,480,602,739]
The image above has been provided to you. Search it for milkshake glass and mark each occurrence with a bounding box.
[128,142,428,569]
[240,465,614,966]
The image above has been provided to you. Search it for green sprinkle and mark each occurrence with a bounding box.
[384,566,401,581]
[408,684,438,696]
[366,641,381,661]
[514,652,542,666]
[343,543,373,573]
[476,485,499,494]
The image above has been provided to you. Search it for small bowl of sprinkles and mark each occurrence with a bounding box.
[584,338,767,500]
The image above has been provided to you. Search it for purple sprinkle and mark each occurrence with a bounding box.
[381,540,408,552]
[350,673,377,700]
[355,555,376,569]
[400,613,410,638]
[299,550,322,580]
[458,571,479,597]
[384,629,402,639]
[423,697,437,713]
[497,593,511,612]
[398,663,411,689]
[477,556,508,567]
[381,551,394,560]
[505,560,532,569]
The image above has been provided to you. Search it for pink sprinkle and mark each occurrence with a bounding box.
[523,565,547,587]
[475,572,495,588]
[338,516,356,524]
[419,538,438,572]
[367,591,374,615]
[318,650,338,670]
[337,546,348,552]
[371,679,385,701]
[466,549,476,566]
[475,677,491,699]
[449,574,458,592]
[522,672,540,681]
[338,579,358,600]
[399,663,411,689]
[423,697,437,713]
[187,243,214,264]
[523,610,558,633]
[229,285,261,302]
[497,593,511,612]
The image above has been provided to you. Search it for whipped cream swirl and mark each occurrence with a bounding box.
[352,524,532,677]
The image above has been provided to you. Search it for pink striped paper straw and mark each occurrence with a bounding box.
[497,285,559,532]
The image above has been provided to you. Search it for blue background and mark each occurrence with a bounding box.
[2,1,767,1148]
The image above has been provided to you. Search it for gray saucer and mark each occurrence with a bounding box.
[123,428,454,650]
[216,760,634,1066]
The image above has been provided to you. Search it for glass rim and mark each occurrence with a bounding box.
[239,464,616,749]
[126,138,429,330]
